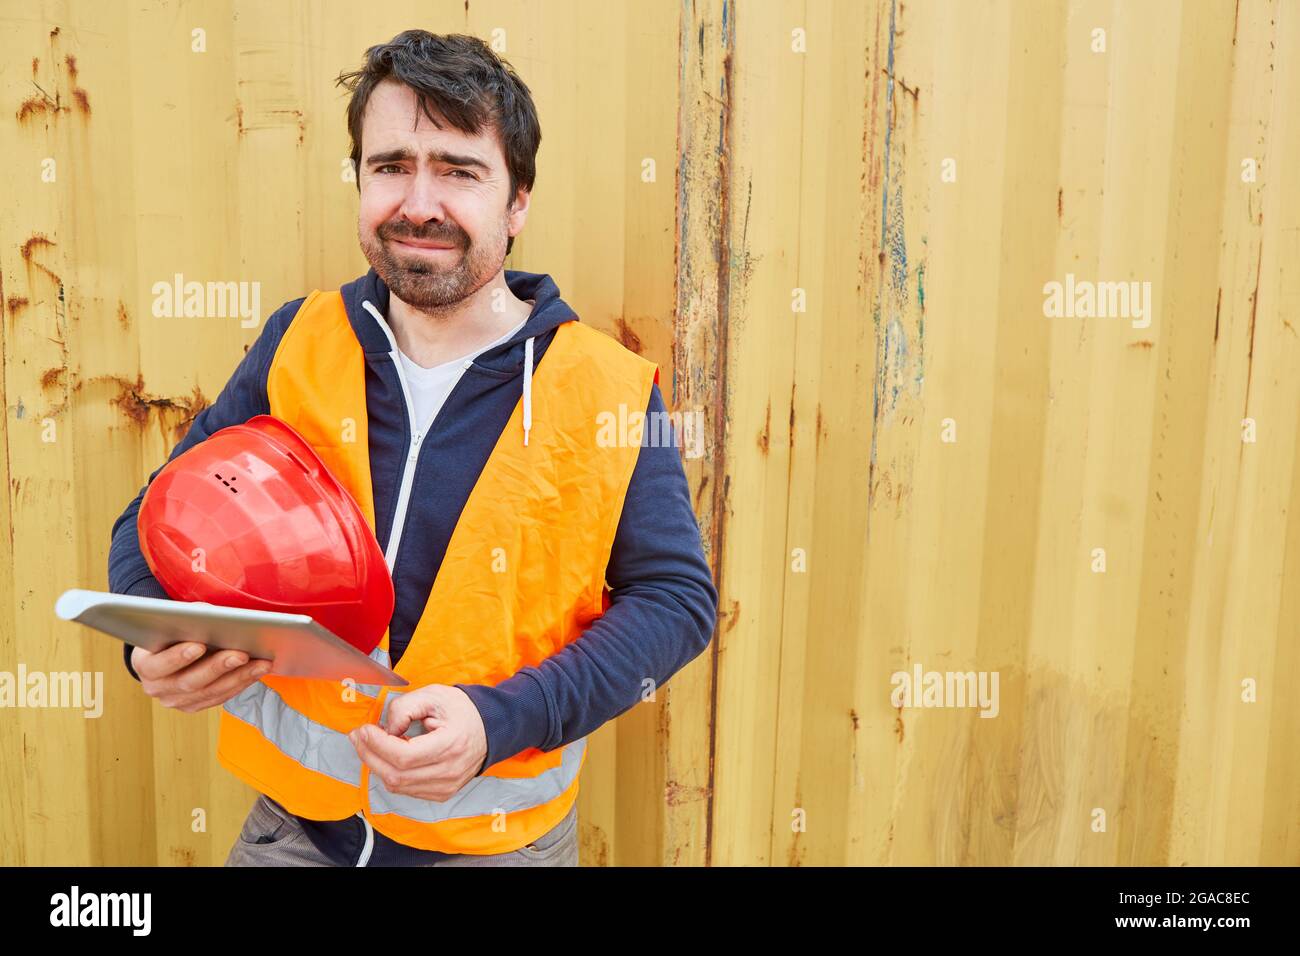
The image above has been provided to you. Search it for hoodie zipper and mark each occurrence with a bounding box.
[355,812,375,866]
[361,300,424,573]
[353,295,535,864]
[353,300,418,868]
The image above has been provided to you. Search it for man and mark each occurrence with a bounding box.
[107,30,718,867]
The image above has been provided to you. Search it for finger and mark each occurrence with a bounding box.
[354,723,414,767]
[384,703,413,737]
[185,658,273,708]
[134,641,208,680]
[166,649,252,696]
[384,692,443,736]
[159,658,271,712]
[358,723,451,770]
[351,726,406,780]
[352,728,449,793]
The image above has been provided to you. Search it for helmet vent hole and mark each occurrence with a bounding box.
[213,472,239,494]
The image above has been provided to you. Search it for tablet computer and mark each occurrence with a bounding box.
[55,588,407,686]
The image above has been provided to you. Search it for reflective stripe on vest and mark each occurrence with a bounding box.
[353,646,392,699]
[215,288,658,854]
[225,678,586,819]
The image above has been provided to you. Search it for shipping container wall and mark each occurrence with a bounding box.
[1,0,1296,866]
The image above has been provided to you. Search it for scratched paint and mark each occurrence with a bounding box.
[879,0,897,251]
[869,0,925,477]
[915,253,926,391]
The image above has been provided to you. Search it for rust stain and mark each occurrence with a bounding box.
[894,703,905,743]
[664,780,712,807]
[1213,287,1222,343]
[787,384,797,450]
[1243,242,1263,418]
[850,708,860,730]
[21,234,55,262]
[117,301,130,330]
[692,471,710,514]
[40,367,66,389]
[170,846,196,867]
[1128,340,1154,350]
[815,402,823,455]
[20,234,60,285]
[17,87,62,123]
[582,822,609,868]
[6,296,29,318]
[64,54,90,115]
[103,373,210,441]
[613,317,642,354]
[18,44,90,122]
[230,101,304,141]
[786,827,808,867]
[719,597,740,634]
[1057,187,1063,221]
[757,399,770,454]
[882,68,920,103]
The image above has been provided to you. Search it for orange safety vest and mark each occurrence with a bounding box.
[215,288,658,854]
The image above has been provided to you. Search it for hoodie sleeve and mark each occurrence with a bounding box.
[457,381,719,772]
[108,298,304,681]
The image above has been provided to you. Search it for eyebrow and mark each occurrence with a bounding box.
[364,147,492,173]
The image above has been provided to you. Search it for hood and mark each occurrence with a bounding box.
[340,267,579,447]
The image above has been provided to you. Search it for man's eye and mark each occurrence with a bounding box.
[377,164,403,174]
[450,170,475,179]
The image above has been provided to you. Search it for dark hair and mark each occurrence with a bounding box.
[335,30,541,256]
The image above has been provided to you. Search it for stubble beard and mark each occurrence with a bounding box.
[360,220,506,315]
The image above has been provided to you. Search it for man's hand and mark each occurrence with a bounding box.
[349,685,488,802]
[133,642,273,713]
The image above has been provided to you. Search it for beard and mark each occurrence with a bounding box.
[359,218,505,313]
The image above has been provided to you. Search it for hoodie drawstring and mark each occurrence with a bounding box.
[362,298,537,448]
[523,336,534,446]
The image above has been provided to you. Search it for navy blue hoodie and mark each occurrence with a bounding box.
[107,267,718,865]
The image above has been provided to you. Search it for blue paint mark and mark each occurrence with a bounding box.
[915,260,926,391]
[870,302,881,470]
[722,0,728,46]
[889,316,907,410]
[887,181,908,303]
[879,0,897,250]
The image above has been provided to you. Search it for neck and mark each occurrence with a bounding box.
[387,272,533,368]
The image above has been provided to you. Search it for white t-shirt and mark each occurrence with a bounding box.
[396,313,529,434]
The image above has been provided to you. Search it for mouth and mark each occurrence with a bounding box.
[391,238,459,254]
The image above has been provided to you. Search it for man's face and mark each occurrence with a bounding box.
[356,79,528,312]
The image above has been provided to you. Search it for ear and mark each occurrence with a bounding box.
[507,187,531,239]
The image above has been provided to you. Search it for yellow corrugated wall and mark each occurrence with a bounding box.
[1,0,1296,866]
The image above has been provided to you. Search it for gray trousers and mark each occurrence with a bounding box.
[223,793,579,867]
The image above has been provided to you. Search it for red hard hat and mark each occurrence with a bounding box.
[138,414,393,655]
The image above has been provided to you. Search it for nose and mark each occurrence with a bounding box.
[397,165,448,227]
